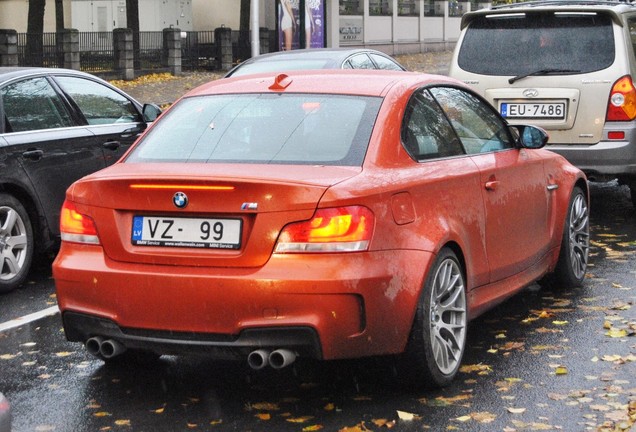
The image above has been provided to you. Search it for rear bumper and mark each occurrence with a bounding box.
[53,245,431,361]
[62,311,322,360]
[548,125,636,182]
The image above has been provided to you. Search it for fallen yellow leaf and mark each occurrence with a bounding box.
[0,354,18,360]
[472,412,497,423]
[93,411,111,417]
[255,413,271,420]
[287,416,314,423]
[396,410,418,421]
[114,419,131,426]
[303,425,324,431]
[606,328,628,338]
[338,422,372,432]
[507,407,526,414]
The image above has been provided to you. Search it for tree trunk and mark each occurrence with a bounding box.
[55,0,64,67]
[126,0,140,69]
[27,0,46,67]
[55,0,64,32]
[239,0,251,60]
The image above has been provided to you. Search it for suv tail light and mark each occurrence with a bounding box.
[274,206,374,253]
[60,200,100,245]
[606,76,636,121]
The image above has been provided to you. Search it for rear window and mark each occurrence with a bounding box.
[458,12,615,75]
[126,93,381,166]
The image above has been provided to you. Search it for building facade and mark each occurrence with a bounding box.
[0,0,486,53]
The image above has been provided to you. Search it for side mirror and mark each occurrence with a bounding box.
[515,125,549,149]
[142,103,162,123]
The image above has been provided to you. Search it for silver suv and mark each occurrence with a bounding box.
[449,0,636,207]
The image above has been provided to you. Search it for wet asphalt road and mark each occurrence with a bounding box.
[0,182,634,432]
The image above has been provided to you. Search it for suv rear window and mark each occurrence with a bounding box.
[458,12,615,75]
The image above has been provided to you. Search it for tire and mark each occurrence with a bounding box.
[554,186,589,288]
[0,193,34,294]
[401,248,467,388]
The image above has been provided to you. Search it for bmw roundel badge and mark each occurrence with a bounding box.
[173,192,188,209]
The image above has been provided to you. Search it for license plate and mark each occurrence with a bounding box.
[131,216,242,249]
[500,102,566,119]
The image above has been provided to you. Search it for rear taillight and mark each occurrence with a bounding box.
[606,76,636,121]
[274,206,374,253]
[60,200,100,245]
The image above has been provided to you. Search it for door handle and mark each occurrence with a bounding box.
[22,149,44,160]
[103,141,121,151]
[485,180,500,191]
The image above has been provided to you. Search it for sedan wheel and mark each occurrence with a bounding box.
[0,194,34,293]
[554,186,589,288]
[402,248,467,388]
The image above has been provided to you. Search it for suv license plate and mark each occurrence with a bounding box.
[500,102,566,119]
[131,216,242,249]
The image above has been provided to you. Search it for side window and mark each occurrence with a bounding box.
[54,76,141,125]
[347,53,375,69]
[429,86,513,154]
[401,89,464,160]
[370,53,403,71]
[1,77,74,133]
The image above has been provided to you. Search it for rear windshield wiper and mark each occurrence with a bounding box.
[508,68,581,84]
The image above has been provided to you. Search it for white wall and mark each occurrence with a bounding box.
[192,0,239,31]
[0,0,71,33]
[396,16,418,42]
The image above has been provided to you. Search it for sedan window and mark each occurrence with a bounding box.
[429,87,513,154]
[370,53,403,71]
[54,76,141,126]
[346,54,375,69]
[1,77,74,133]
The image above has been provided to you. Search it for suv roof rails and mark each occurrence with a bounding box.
[490,0,635,10]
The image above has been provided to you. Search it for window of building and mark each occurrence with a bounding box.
[424,0,444,17]
[340,0,362,15]
[398,0,419,16]
[369,0,392,16]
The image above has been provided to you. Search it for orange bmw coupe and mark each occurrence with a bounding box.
[53,70,589,387]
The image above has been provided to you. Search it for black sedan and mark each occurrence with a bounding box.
[224,48,405,77]
[0,67,160,293]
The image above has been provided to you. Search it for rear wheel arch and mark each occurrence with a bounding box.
[396,243,469,388]
[443,241,467,282]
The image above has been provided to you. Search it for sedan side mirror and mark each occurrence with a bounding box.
[142,103,162,123]
[515,125,549,149]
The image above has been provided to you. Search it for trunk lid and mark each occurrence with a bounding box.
[69,163,362,267]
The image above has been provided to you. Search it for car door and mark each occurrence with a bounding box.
[1,75,105,235]
[429,86,551,282]
[52,75,146,164]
